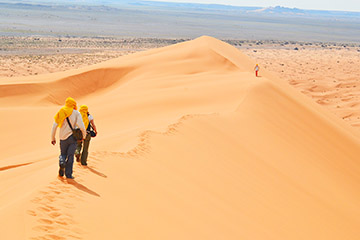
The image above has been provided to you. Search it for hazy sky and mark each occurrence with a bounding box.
[145,0,360,12]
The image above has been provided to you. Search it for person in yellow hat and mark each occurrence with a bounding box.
[254,64,260,77]
[51,97,86,179]
[75,105,98,166]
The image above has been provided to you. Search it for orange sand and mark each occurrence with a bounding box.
[1,36,360,239]
[244,47,360,129]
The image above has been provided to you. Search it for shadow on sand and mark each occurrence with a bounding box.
[65,178,101,197]
[0,162,34,171]
[83,166,107,178]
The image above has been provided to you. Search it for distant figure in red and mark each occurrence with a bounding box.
[254,64,260,77]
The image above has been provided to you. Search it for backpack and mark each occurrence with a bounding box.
[87,113,97,137]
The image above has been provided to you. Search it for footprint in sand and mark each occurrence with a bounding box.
[33,224,55,232]
[49,212,61,218]
[28,154,105,240]
[44,234,67,240]
[28,180,81,240]
[27,210,37,216]
[38,218,54,225]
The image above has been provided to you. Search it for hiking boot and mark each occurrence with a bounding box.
[81,162,87,166]
[59,167,65,177]
[75,154,80,162]
[66,175,75,179]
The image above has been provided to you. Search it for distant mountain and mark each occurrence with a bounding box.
[251,6,305,15]
[1,0,359,18]
[247,5,360,18]
[134,1,360,19]
[1,0,360,42]
[130,1,260,11]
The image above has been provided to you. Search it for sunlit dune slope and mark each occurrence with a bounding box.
[0,36,359,240]
[84,82,360,239]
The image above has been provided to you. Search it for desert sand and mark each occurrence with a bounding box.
[244,46,360,130]
[1,36,360,239]
[1,37,360,130]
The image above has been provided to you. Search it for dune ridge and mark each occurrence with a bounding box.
[0,67,134,105]
[1,36,360,239]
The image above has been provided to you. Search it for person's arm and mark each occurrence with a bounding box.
[51,122,58,145]
[90,119,97,135]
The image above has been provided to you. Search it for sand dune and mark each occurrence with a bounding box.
[1,36,360,239]
[244,47,360,130]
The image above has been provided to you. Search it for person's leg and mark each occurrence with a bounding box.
[81,133,91,165]
[75,141,82,162]
[65,136,77,178]
[60,139,68,160]
[59,139,69,176]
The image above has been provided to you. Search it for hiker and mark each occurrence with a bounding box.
[75,105,98,166]
[51,97,86,179]
[254,64,260,77]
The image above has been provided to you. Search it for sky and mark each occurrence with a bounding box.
[144,0,360,12]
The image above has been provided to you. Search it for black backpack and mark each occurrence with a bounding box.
[87,113,97,137]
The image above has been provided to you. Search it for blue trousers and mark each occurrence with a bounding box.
[60,135,77,178]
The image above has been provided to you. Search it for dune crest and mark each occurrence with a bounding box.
[1,36,360,239]
[0,67,134,105]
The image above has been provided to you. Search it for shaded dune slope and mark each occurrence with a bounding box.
[1,36,360,239]
[0,67,134,105]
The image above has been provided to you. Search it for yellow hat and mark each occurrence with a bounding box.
[65,97,77,110]
[80,105,88,112]
[79,105,90,129]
